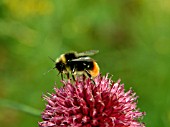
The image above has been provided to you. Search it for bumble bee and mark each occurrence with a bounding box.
[50,50,100,80]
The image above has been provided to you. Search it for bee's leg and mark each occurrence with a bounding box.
[82,74,86,81]
[85,70,95,84]
[61,73,63,80]
[84,70,92,78]
[71,67,76,81]
[72,74,75,81]
[66,73,70,79]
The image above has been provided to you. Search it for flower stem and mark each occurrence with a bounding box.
[0,98,41,116]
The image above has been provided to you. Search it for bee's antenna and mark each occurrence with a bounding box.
[48,56,55,63]
[43,56,56,75]
[43,67,55,75]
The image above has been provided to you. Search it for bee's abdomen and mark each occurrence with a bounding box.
[89,62,100,78]
[68,60,99,78]
[77,61,94,71]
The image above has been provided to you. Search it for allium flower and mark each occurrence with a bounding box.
[39,75,145,127]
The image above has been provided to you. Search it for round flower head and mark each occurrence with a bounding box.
[39,75,145,127]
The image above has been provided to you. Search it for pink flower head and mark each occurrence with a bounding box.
[39,75,145,127]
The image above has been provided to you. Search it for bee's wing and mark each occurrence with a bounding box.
[76,50,99,57]
[71,57,93,62]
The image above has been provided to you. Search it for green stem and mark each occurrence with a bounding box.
[0,99,41,116]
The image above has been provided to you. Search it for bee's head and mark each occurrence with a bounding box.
[55,61,65,73]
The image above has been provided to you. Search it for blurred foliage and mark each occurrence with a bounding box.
[0,0,170,127]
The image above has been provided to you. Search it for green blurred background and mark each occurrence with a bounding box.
[0,0,170,127]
